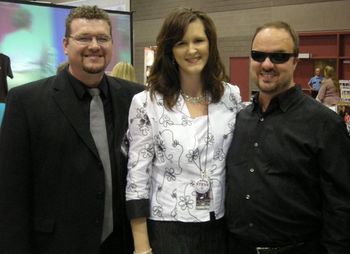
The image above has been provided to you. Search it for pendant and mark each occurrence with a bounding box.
[195,177,211,210]
[195,178,210,194]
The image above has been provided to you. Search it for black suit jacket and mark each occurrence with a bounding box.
[0,70,144,254]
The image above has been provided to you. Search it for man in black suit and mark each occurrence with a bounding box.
[0,6,143,254]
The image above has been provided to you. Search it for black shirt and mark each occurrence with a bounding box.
[66,68,114,153]
[65,69,118,224]
[225,86,350,252]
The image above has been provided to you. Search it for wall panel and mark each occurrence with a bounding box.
[131,0,350,93]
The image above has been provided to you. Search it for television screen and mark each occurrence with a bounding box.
[0,0,132,91]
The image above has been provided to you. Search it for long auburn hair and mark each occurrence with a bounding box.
[147,8,228,110]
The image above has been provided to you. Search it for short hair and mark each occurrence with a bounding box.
[251,21,299,55]
[147,8,228,110]
[65,5,112,37]
[110,62,137,82]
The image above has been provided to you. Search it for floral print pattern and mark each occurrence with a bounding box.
[126,83,242,222]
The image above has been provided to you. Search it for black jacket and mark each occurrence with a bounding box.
[0,70,143,254]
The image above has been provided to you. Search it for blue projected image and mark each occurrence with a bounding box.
[0,1,132,91]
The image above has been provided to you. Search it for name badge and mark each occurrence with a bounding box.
[195,178,211,210]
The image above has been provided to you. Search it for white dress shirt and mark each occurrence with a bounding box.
[126,83,242,222]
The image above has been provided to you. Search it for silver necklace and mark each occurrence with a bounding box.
[180,90,206,104]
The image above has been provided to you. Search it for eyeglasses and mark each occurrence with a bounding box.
[251,50,297,64]
[69,35,112,46]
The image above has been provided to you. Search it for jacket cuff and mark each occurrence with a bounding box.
[126,199,150,219]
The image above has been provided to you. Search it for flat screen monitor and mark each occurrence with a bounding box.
[0,0,132,91]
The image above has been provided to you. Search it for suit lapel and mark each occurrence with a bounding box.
[52,72,99,159]
[108,77,128,148]
[108,77,128,195]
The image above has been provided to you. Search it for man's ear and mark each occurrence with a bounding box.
[63,38,68,55]
[293,57,299,70]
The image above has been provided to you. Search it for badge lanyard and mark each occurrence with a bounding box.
[195,114,211,210]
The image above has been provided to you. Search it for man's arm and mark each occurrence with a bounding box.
[319,116,350,253]
[0,89,32,253]
[308,77,313,86]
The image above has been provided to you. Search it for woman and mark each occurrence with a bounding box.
[316,65,340,111]
[125,8,242,254]
[110,61,137,82]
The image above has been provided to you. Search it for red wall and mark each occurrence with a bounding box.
[230,57,250,101]
[229,31,350,100]
[294,59,314,89]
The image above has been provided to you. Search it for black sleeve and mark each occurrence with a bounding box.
[319,116,350,253]
[0,88,32,253]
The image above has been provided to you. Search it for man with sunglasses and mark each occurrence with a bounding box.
[225,21,350,254]
[0,5,143,254]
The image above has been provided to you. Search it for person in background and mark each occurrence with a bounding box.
[225,21,350,254]
[338,105,350,134]
[0,5,143,254]
[0,102,5,127]
[308,67,323,98]
[316,65,340,111]
[125,8,242,254]
[110,61,137,82]
[345,111,350,134]
[0,53,13,102]
[0,8,55,89]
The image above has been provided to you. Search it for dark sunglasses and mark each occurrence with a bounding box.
[251,50,297,64]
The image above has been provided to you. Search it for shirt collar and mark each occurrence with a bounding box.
[252,85,301,113]
[65,69,109,99]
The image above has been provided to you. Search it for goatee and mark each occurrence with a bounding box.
[83,66,106,74]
